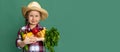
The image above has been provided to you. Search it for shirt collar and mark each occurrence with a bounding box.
[25,24,43,31]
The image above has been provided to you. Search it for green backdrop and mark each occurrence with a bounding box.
[0,0,119,52]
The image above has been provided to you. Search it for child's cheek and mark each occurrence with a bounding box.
[36,20,40,24]
[37,18,40,23]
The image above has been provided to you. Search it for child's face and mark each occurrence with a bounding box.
[27,10,41,25]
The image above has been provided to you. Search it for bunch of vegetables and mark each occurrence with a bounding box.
[20,27,60,52]
[20,27,46,50]
[44,27,60,52]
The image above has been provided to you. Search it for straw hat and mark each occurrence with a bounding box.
[22,1,48,20]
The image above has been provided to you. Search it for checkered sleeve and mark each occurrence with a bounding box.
[15,28,23,49]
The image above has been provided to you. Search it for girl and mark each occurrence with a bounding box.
[16,1,48,52]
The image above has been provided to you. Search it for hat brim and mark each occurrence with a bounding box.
[22,6,48,20]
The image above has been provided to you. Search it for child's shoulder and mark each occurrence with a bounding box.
[20,26,26,31]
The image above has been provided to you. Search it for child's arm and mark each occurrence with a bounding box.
[17,40,26,48]
[17,36,37,48]
[36,37,45,41]
[16,29,24,49]
[16,28,37,48]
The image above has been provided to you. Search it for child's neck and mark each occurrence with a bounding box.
[29,24,37,29]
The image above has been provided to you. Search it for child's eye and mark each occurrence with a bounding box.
[29,15,33,17]
[35,15,39,17]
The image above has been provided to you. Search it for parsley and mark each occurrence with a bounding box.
[45,27,60,52]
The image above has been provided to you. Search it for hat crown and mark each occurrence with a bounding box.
[28,1,41,8]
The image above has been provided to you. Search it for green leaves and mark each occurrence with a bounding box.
[45,27,60,52]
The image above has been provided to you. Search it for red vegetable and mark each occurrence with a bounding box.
[32,27,39,36]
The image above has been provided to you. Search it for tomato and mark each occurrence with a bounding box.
[32,27,39,35]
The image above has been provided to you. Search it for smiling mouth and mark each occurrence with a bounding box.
[31,21,36,23]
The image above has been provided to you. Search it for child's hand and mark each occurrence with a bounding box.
[35,37,45,41]
[23,36,37,44]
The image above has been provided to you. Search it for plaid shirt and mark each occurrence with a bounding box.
[16,24,45,52]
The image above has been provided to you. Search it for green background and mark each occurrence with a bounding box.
[0,0,119,52]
